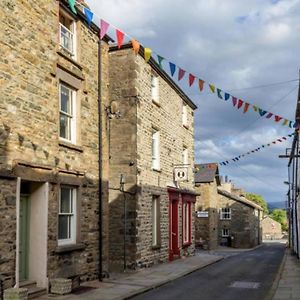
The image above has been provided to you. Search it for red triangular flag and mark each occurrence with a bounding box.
[189,74,196,87]
[198,79,205,91]
[237,99,243,109]
[232,96,237,107]
[178,68,186,81]
[243,103,250,113]
[116,29,124,49]
[275,115,283,122]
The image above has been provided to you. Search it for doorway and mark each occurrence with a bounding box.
[169,197,180,261]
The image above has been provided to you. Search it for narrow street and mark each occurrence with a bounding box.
[132,243,286,300]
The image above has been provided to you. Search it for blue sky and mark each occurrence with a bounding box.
[86,0,300,204]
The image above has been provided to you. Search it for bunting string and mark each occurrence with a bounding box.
[72,1,298,130]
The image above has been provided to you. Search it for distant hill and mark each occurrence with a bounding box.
[267,201,286,211]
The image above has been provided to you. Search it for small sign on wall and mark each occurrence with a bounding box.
[174,166,189,182]
[197,211,209,218]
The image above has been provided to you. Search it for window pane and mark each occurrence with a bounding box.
[60,114,70,139]
[58,215,70,239]
[60,85,71,113]
[60,188,71,213]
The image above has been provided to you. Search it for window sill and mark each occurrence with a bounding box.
[59,140,83,152]
[151,245,161,250]
[57,49,83,71]
[183,124,189,130]
[152,99,161,107]
[152,168,162,173]
[55,243,85,254]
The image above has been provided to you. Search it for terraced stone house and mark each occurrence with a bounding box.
[108,44,197,271]
[0,0,110,296]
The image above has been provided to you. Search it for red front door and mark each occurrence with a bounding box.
[169,191,180,261]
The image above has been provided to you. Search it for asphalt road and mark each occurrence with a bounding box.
[132,243,286,300]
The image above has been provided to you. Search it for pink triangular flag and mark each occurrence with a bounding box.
[100,19,109,39]
[232,96,237,107]
[178,68,186,81]
[116,29,124,49]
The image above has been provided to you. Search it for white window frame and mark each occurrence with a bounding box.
[222,229,230,237]
[58,186,77,246]
[152,195,160,247]
[182,147,188,165]
[59,12,77,59]
[151,73,159,104]
[182,103,188,127]
[183,201,190,244]
[152,129,160,170]
[59,83,77,144]
[220,207,231,220]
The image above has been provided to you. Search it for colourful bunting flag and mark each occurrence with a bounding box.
[131,39,140,54]
[217,89,223,99]
[144,48,152,62]
[178,68,186,81]
[157,55,164,68]
[237,99,243,109]
[189,74,196,87]
[116,29,124,49]
[259,109,267,116]
[283,119,289,126]
[169,62,176,76]
[293,122,299,128]
[275,115,283,122]
[83,7,93,25]
[232,97,237,107]
[243,103,250,113]
[253,105,258,112]
[198,79,205,91]
[224,93,230,101]
[100,20,109,39]
[266,113,273,119]
[68,0,77,14]
[209,84,215,93]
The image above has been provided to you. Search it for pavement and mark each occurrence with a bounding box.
[272,249,300,300]
[38,252,223,300]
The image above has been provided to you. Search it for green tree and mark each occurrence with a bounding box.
[270,209,288,231]
[246,192,269,214]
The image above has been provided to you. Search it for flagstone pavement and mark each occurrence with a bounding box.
[272,250,300,300]
[37,253,223,300]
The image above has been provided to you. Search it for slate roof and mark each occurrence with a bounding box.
[194,163,219,184]
[217,188,263,210]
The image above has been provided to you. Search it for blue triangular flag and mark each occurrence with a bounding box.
[84,7,93,26]
[224,93,230,101]
[169,62,176,77]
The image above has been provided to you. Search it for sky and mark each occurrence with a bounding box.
[86,0,300,204]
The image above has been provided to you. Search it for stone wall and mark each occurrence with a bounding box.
[262,216,282,240]
[0,0,110,286]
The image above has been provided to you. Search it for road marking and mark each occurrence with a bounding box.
[230,281,260,289]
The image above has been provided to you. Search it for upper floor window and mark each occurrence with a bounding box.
[151,73,159,104]
[59,11,76,58]
[182,147,188,165]
[59,83,77,143]
[58,186,77,246]
[220,207,231,220]
[182,103,188,127]
[152,129,160,170]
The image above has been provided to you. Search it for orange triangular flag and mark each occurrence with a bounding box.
[131,39,140,55]
[198,79,205,91]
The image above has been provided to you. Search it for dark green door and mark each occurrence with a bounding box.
[19,196,30,281]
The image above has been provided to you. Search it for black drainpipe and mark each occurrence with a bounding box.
[98,39,103,281]
[295,133,299,258]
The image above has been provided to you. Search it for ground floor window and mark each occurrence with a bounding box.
[222,228,230,237]
[152,195,160,247]
[182,200,191,245]
[58,186,77,245]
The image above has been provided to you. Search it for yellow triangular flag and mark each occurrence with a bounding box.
[282,119,289,126]
[209,84,215,93]
[144,47,152,62]
[253,105,258,112]
[131,39,140,55]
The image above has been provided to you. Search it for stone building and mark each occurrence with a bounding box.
[262,216,283,240]
[0,0,110,296]
[195,164,263,249]
[108,44,197,271]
